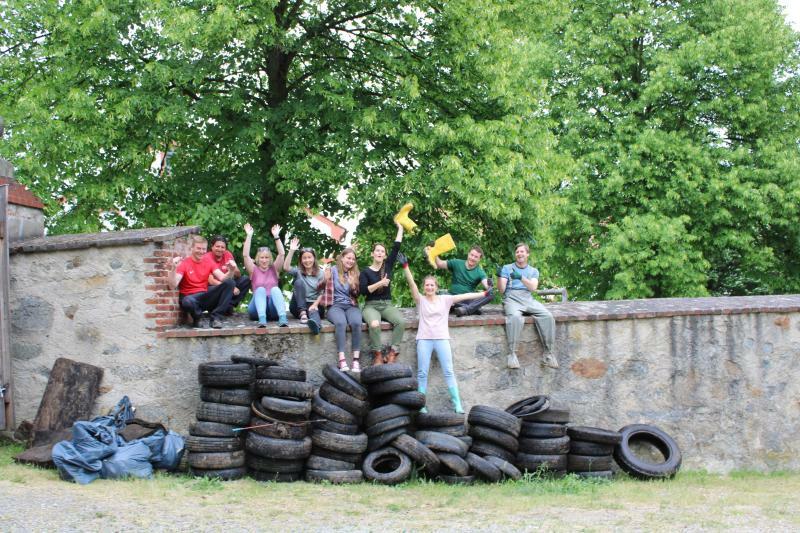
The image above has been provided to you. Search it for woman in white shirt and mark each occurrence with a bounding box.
[400,259,488,413]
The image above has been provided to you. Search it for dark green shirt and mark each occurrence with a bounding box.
[447,258,486,295]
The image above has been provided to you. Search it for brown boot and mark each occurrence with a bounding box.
[371,349,385,366]
[385,345,399,364]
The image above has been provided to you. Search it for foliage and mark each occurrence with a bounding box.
[548,0,800,299]
[0,0,568,276]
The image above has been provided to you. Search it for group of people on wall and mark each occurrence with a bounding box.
[166,221,558,413]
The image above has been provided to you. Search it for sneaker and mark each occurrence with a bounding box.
[542,351,559,369]
[299,311,309,324]
[308,320,320,335]
[507,353,521,369]
[338,359,350,372]
[453,306,466,317]
[257,321,267,328]
[209,318,222,329]
[351,359,361,373]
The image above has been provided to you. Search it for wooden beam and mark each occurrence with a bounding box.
[0,184,13,430]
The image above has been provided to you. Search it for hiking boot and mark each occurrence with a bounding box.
[371,349,385,366]
[507,353,521,369]
[542,351,559,369]
[384,346,399,364]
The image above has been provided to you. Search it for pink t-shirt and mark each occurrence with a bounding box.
[416,295,455,340]
[250,265,279,293]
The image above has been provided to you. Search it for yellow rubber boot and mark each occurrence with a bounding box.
[427,233,456,267]
[393,203,417,234]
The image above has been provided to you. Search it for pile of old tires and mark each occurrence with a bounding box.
[466,406,523,482]
[508,399,572,476]
[247,362,313,482]
[187,361,254,480]
[305,363,369,484]
[359,363,421,485]
[413,412,471,484]
[565,426,620,479]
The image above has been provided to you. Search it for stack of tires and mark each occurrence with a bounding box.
[513,403,571,476]
[565,426,621,480]
[305,363,369,484]
[412,412,473,484]
[466,406,523,483]
[188,361,255,480]
[248,365,313,482]
[358,363,422,485]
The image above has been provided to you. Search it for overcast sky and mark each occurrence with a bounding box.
[780,0,800,29]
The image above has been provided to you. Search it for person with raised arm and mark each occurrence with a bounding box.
[498,242,557,370]
[316,248,362,372]
[283,236,325,334]
[400,258,490,413]
[242,223,288,327]
[360,223,406,366]
[167,235,235,329]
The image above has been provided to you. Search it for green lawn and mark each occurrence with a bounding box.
[2,439,798,531]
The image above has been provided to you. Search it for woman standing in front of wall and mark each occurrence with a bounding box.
[400,259,490,413]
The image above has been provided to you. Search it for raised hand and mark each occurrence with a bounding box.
[167,255,181,271]
[290,236,300,251]
[244,223,254,236]
[271,224,282,238]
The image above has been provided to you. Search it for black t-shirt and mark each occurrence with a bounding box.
[359,241,401,301]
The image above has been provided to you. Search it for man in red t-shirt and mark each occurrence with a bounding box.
[205,235,250,314]
[167,235,235,328]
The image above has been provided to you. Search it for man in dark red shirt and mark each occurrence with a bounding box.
[205,235,250,314]
[167,235,235,328]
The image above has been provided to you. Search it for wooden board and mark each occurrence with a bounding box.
[31,358,103,446]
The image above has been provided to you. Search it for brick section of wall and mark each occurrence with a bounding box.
[144,237,192,333]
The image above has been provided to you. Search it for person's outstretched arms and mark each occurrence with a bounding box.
[242,223,256,275]
[272,225,285,271]
[400,259,420,303]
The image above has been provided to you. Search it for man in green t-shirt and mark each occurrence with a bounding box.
[426,244,493,316]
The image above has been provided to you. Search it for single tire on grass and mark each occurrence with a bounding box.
[362,448,412,485]
[305,469,364,484]
[613,424,682,480]
[190,466,247,480]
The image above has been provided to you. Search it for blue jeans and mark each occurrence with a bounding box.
[247,286,286,323]
[416,339,457,391]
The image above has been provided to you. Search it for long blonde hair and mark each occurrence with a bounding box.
[335,248,360,292]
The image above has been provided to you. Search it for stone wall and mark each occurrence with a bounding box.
[7,231,800,472]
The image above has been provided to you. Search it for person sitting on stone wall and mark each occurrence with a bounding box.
[283,236,325,334]
[498,242,558,370]
[167,235,236,329]
[205,235,250,315]
[425,244,494,317]
[242,222,289,328]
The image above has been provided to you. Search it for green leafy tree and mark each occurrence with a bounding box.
[0,0,569,273]
[549,0,800,299]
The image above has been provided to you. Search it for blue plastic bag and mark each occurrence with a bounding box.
[100,441,154,480]
[140,429,185,471]
[52,421,119,485]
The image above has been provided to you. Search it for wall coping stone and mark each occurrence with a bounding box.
[9,226,201,254]
[162,294,800,338]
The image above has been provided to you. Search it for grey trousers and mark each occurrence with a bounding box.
[503,290,555,354]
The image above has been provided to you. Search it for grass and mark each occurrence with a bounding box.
[2,438,799,530]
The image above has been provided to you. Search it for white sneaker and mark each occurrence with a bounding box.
[542,351,559,369]
[507,353,521,369]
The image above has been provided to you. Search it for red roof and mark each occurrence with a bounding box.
[0,177,44,209]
